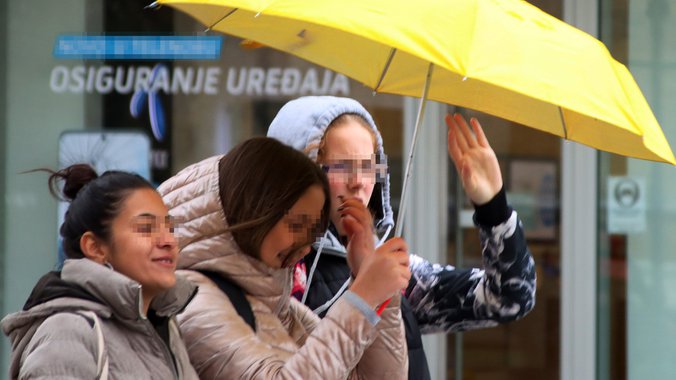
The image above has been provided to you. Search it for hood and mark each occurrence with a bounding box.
[267,96,394,235]
[158,155,294,315]
[21,269,101,311]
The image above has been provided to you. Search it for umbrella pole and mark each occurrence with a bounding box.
[394,63,434,238]
[376,63,434,316]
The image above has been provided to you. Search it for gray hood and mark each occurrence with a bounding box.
[267,96,394,235]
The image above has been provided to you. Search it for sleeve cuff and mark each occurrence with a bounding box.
[473,186,512,227]
[343,290,381,326]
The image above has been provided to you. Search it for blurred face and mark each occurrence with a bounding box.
[104,188,178,298]
[259,184,325,269]
[320,121,377,236]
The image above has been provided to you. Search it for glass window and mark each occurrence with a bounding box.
[598,0,676,379]
[446,1,564,379]
[0,1,406,374]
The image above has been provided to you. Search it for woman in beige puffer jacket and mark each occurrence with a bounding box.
[2,165,199,380]
[159,137,410,380]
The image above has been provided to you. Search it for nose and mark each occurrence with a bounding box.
[156,226,177,249]
[347,169,365,191]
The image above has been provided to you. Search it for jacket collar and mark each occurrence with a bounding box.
[61,258,196,320]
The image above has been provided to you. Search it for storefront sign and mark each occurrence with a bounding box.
[50,34,351,182]
[49,65,349,96]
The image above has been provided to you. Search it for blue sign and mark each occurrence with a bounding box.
[53,35,222,60]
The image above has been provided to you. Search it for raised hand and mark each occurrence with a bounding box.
[339,197,411,308]
[446,113,503,205]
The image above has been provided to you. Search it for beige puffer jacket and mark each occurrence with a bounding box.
[159,155,407,380]
[1,258,199,380]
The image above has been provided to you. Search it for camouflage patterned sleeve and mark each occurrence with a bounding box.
[405,210,536,334]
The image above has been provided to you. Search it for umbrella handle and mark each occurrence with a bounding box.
[376,299,391,315]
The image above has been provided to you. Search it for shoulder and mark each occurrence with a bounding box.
[173,274,268,378]
[29,311,105,352]
[179,271,239,315]
[36,312,100,336]
[26,311,97,364]
[176,270,256,338]
[21,312,100,376]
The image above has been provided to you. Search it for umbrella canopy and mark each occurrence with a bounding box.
[155,0,674,165]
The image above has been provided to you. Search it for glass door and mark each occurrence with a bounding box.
[445,2,564,378]
[598,0,676,379]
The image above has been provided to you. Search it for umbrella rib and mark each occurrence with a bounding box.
[205,8,239,32]
[558,107,568,139]
[374,48,397,93]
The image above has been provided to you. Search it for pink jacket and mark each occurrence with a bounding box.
[159,155,407,380]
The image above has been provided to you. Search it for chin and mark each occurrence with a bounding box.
[154,276,177,292]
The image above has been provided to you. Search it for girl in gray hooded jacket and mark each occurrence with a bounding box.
[1,165,199,380]
[268,96,537,380]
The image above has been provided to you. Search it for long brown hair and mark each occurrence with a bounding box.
[218,137,331,258]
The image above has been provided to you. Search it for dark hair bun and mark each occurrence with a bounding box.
[48,164,99,201]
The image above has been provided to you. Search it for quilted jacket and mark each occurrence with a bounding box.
[159,154,407,380]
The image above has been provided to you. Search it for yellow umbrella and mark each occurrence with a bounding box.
[153,0,674,165]
[152,0,676,238]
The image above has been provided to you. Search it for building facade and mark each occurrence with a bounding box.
[0,0,674,378]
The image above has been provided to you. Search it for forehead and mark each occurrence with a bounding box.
[116,188,168,219]
[323,121,375,158]
[287,185,325,218]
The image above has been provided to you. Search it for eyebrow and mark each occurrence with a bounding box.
[133,213,173,221]
[286,215,324,235]
[327,158,373,163]
[134,213,157,219]
[286,214,319,223]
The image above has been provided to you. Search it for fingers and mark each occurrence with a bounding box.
[454,113,477,149]
[447,113,470,152]
[384,250,410,267]
[373,238,410,269]
[380,237,408,254]
[338,197,371,220]
[377,245,410,278]
[469,117,491,148]
[379,251,410,291]
[396,265,412,289]
[445,114,464,173]
[339,213,362,238]
[400,268,412,286]
[338,197,373,237]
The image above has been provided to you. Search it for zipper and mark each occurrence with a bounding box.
[142,318,179,380]
[136,285,179,380]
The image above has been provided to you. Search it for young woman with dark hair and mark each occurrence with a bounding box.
[1,164,198,379]
[159,137,410,379]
